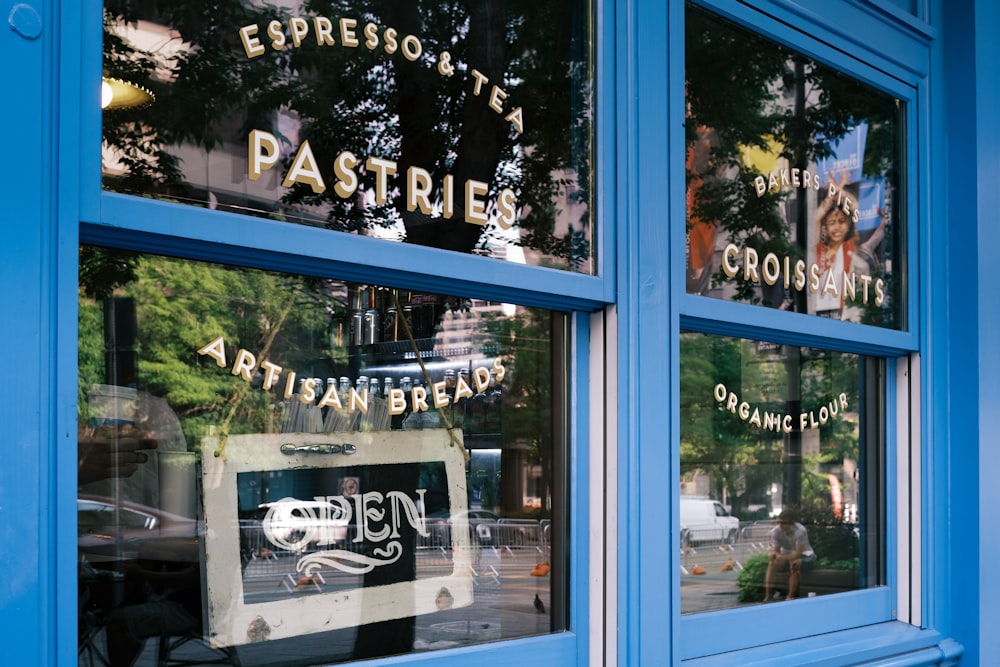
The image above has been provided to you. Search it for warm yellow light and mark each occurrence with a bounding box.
[101,77,155,110]
[101,81,113,108]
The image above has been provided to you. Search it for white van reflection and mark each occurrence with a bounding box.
[680,496,740,547]
[260,498,350,553]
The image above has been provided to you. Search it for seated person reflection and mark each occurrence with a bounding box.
[78,393,203,666]
[764,509,816,601]
[105,553,202,666]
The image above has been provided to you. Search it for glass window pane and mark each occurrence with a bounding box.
[685,4,905,328]
[101,1,596,274]
[77,246,567,664]
[679,331,884,614]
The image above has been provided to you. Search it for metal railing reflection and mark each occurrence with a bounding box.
[680,520,776,576]
[236,517,551,595]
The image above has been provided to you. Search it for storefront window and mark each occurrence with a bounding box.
[77,246,567,664]
[679,331,884,615]
[101,0,595,274]
[685,4,904,328]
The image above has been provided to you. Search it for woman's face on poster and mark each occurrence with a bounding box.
[824,209,852,246]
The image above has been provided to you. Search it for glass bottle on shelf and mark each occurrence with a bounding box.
[383,306,398,342]
[384,377,402,430]
[414,378,439,429]
[412,378,424,410]
[410,293,439,339]
[338,377,352,406]
[425,296,441,337]
[363,289,380,345]
[349,287,365,346]
[402,305,415,338]
[400,376,417,429]
[355,376,370,431]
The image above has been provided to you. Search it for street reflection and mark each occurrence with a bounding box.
[679,332,881,614]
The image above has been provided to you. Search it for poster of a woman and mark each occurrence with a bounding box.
[811,172,886,318]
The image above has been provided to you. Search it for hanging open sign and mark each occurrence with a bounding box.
[200,429,472,647]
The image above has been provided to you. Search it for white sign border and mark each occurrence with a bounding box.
[200,429,473,647]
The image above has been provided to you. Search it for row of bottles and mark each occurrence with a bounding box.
[332,286,445,347]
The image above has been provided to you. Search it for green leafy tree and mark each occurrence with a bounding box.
[79,252,339,444]
[495,308,556,517]
[680,333,787,513]
[799,350,860,463]
[680,333,863,516]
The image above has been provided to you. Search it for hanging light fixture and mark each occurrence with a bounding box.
[101,77,155,110]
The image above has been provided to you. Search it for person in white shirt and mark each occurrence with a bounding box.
[765,509,816,601]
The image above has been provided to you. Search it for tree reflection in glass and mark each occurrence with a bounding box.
[685,3,903,328]
[77,248,567,662]
[101,0,595,273]
[679,331,883,614]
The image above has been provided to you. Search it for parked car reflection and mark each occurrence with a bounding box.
[78,493,198,560]
[680,496,740,546]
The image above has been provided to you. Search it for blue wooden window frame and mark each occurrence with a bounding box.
[617,0,945,664]
[675,0,927,662]
[56,1,616,665]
